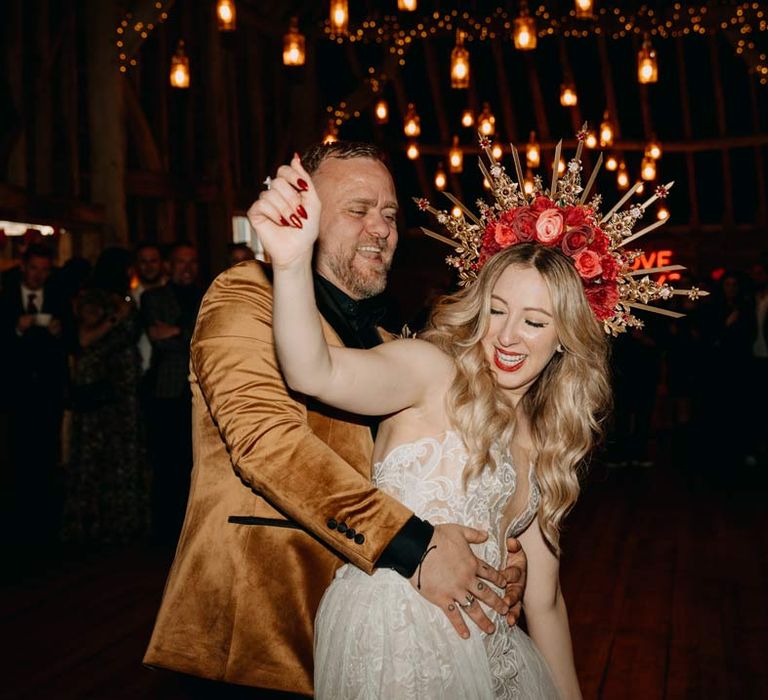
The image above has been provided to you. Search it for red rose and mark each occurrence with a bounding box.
[585,282,620,321]
[600,254,621,281]
[574,250,603,279]
[481,221,502,258]
[561,225,591,256]
[493,221,519,247]
[564,206,588,226]
[510,207,538,241]
[532,196,555,213]
[588,229,609,255]
[534,208,564,245]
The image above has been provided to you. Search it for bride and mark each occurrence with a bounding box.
[248,153,611,699]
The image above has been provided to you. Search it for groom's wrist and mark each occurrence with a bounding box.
[375,515,434,578]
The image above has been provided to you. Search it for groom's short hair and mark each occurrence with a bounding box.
[301,141,387,176]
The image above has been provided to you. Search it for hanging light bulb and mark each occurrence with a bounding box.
[216,0,236,31]
[451,206,463,219]
[282,17,305,66]
[374,98,389,124]
[322,119,339,144]
[599,111,614,147]
[329,0,349,35]
[574,0,594,19]
[526,131,540,168]
[617,162,629,189]
[483,177,492,190]
[403,103,421,137]
[524,169,535,195]
[657,205,669,221]
[492,143,503,160]
[560,82,578,107]
[641,155,657,181]
[558,158,566,175]
[513,4,537,51]
[585,131,598,149]
[398,0,417,10]
[434,163,447,191]
[449,136,463,173]
[461,108,474,128]
[451,30,470,89]
[478,102,495,136]
[605,154,618,171]
[406,142,420,160]
[636,181,645,195]
[638,34,658,84]
[169,40,190,89]
[646,137,662,160]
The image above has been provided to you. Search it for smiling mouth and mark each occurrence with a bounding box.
[494,348,526,372]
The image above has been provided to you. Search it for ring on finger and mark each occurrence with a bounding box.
[458,593,475,609]
[263,176,272,190]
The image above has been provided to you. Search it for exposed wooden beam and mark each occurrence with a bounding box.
[675,37,699,228]
[34,0,52,195]
[709,36,734,226]
[749,75,768,227]
[597,34,621,139]
[491,39,518,143]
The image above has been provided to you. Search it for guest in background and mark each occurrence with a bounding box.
[226,241,256,267]
[142,242,202,543]
[131,242,166,375]
[0,244,70,566]
[62,247,149,545]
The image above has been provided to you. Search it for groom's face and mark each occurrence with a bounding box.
[312,156,399,300]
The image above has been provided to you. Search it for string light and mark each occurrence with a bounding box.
[461,108,474,128]
[560,82,578,107]
[449,136,464,173]
[617,161,630,189]
[574,0,594,19]
[641,155,657,180]
[605,154,618,171]
[283,17,305,66]
[374,98,389,124]
[585,130,598,149]
[169,40,190,88]
[524,169,535,195]
[450,30,470,89]
[491,143,503,160]
[599,111,614,147]
[404,103,421,137]
[478,102,496,136]
[323,119,339,144]
[216,0,236,31]
[407,142,420,160]
[646,137,662,160]
[513,3,537,51]
[434,163,447,191]
[638,34,658,83]
[398,0,417,10]
[526,131,540,168]
[329,0,348,35]
[657,205,670,220]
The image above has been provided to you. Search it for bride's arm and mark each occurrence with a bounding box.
[518,517,582,700]
[247,155,450,416]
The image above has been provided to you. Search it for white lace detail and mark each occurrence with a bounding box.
[314,431,560,699]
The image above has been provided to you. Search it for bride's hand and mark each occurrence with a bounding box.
[246,154,321,269]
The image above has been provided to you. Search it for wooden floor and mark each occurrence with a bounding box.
[2,443,767,699]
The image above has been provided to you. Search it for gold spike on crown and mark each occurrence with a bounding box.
[414,126,708,335]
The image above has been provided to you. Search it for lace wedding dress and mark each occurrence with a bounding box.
[314,431,561,699]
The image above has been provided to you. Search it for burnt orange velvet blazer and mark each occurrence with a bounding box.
[143,261,413,695]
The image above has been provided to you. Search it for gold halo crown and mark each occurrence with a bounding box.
[414,127,707,335]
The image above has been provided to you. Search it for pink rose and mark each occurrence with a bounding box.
[534,208,564,244]
[493,221,519,248]
[574,249,603,279]
[585,282,620,321]
[510,208,538,242]
[561,225,592,256]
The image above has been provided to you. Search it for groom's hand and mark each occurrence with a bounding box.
[503,537,527,627]
[409,523,510,639]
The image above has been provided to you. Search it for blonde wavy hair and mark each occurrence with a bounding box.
[421,244,611,552]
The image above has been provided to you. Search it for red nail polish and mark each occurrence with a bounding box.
[297,178,309,192]
[294,152,301,161]
[289,214,303,229]
[297,205,308,220]
[279,217,290,226]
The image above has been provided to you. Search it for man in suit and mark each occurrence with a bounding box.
[144,143,526,696]
[141,242,202,543]
[0,243,69,565]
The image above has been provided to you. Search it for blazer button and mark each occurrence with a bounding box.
[337,522,348,534]
[354,533,365,545]
[345,527,356,539]
[327,518,338,530]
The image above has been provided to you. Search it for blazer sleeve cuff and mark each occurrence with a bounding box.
[375,514,434,578]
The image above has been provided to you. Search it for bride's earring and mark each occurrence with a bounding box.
[556,343,565,353]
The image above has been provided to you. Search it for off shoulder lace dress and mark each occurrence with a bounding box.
[314,431,561,699]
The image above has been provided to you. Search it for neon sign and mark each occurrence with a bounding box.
[630,249,681,284]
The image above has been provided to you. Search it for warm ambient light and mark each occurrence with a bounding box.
[560,82,578,107]
[492,144,503,160]
[574,0,594,19]
[641,155,657,181]
[657,205,669,221]
[374,99,389,124]
[513,7,537,51]
[404,103,421,137]
[398,0,417,10]
[599,111,614,148]
[449,136,463,173]
[451,31,470,89]
[461,108,474,128]
[434,164,447,191]
[617,162,629,189]
[584,130,598,149]
[329,0,348,35]
[322,119,339,144]
[638,34,658,84]
[478,102,496,136]
[216,0,236,31]
[406,142,420,160]
[605,154,618,171]
[282,17,305,66]
[526,131,540,168]
[451,206,462,218]
[524,170,534,195]
[646,138,662,160]
[169,40,190,88]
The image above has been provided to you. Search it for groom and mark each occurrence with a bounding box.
[144,142,527,697]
